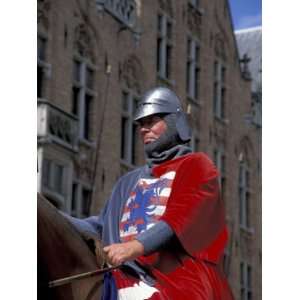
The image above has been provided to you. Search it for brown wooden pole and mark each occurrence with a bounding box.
[48,265,120,288]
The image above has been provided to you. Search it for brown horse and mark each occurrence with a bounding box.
[37,193,105,300]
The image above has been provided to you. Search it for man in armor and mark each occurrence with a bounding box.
[67,87,234,299]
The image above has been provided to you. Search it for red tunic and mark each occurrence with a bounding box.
[115,153,234,300]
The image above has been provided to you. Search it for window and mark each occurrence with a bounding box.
[213,61,226,119]
[186,37,200,100]
[37,35,50,98]
[42,158,66,196]
[214,148,226,198]
[121,91,139,165]
[240,262,252,300]
[71,181,92,218]
[157,14,173,79]
[239,161,251,228]
[71,58,96,141]
[71,182,78,216]
[81,187,92,217]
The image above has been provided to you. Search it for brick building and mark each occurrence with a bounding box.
[37,0,261,299]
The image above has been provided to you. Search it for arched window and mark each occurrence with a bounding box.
[186,36,200,101]
[157,0,174,81]
[214,146,226,199]
[119,55,145,167]
[37,0,51,99]
[72,24,97,142]
[239,160,250,229]
[213,59,226,119]
[213,34,227,120]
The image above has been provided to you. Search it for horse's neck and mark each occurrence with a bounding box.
[38,194,102,300]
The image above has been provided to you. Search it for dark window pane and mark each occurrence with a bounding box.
[239,188,244,224]
[246,169,250,187]
[37,65,44,98]
[214,61,218,79]
[195,137,200,152]
[167,21,172,39]
[246,192,250,228]
[71,183,78,216]
[133,98,139,116]
[121,117,129,160]
[72,87,80,115]
[42,159,50,188]
[221,88,226,118]
[195,45,200,63]
[186,61,191,93]
[53,164,63,194]
[221,66,226,83]
[81,188,91,217]
[157,15,163,32]
[187,38,192,57]
[86,67,94,89]
[247,265,252,288]
[38,36,46,61]
[213,150,218,165]
[240,263,244,284]
[213,82,218,114]
[157,38,162,73]
[221,154,226,173]
[239,164,244,186]
[122,92,129,111]
[166,45,172,78]
[221,177,226,198]
[73,60,81,82]
[195,67,200,99]
[241,289,245,300]
[84,94,92,140]
[131,122,138,165]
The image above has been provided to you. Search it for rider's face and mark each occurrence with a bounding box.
[138,115,167,145]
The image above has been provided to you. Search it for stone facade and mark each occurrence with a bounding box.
[37,0,261,299]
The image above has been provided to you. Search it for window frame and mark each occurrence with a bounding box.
[239,161,251,229]
[240,261,253,300]
[186,36,201,101]
[37,33,51,99]
[213,60,227,120]
[157,13,173,80]
[214,147,226,198]
[71,179,92,218]
[71,53,97,143]
[41,157,70,208]
[121,89,139,167]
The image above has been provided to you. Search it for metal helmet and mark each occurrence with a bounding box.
[134,87,191,142]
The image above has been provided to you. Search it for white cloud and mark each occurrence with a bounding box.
[237,13,262,29]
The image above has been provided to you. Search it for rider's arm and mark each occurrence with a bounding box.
[135,220,174,255]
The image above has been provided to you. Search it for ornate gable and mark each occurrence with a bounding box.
[187,4,202,38]
[73,23,95,62]
[119,55,145,94]
[158,0,174,17]
[38,0,51,31]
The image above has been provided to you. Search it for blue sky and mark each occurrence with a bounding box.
[228,0,262,30]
